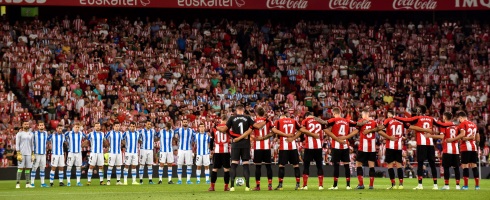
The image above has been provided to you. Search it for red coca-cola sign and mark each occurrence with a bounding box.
[392,0,438,10]
[0,0,489,10]
[328,0,372,10]
[266,0,309,9]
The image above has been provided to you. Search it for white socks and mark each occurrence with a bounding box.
[168,166,172,182]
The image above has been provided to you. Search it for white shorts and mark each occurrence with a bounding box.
[159,152,174,164]
[139,150,153,165]
[177,150,193,165]
[124,153,138,166]
[89,153,104,166]
[18,155,33,168]
[51,155,65,167]
[67,152,82,167]
[33,154,47,169]
[196,155,210,166]
[109,154,123,166]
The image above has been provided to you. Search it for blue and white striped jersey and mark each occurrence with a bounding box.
[123,130,140,154]
[156,129,174,153]
[64,131,85,153]
[194,133,211,156]
[48,133,65,156]
[86,131,105,154]
[33,130,48,155]
[105,130,123,154]
[174,127,196,151]
[139,129,156,150]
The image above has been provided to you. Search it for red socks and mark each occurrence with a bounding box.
[357,175,363,186]
[303,175,308,187]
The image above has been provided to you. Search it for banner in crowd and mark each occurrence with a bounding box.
[1,0,490,10]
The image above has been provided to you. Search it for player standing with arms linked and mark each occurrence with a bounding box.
[209,116,232,191]
[217,104,258,192]
[105,122,124,185]
[174,119,196,184]
[419,112,461,190]
[454,111,480,190]
[364,110,409,189]
[48,125,66,187]
[299,112,324,190]
[30,122,49,188]
[341,109,378,190]
[271,114,306,190]
[86,122,106,186]
[319,107,358,190]
[139,121,156,184]
[156,122,175,184]
[65,123,85,187]
[122,122,140,185]
[15,121,35,189]
[252,107,274,191]
[195,123,212,184]
[395,105,451,190]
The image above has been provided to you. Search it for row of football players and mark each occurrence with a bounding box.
[207,105,480,191]
[15,119,217,188]
[16,105,480,191]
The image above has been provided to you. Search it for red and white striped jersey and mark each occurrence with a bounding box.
[358,119,377,152]
[327,117,357,150]
[254,117,272,150]
[395,115,451,146]
[458,120,478,152]
[213,124,230,153]
[383,118,406,150]
[273,118,300,150]
[301,117,323,149]
[439,125,459,154]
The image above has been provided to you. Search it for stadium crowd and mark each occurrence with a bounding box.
[0,15,489,172]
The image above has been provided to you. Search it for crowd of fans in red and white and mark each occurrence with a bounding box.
[0,15,489,170]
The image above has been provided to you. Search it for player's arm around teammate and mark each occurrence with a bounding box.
[324,128,346,144]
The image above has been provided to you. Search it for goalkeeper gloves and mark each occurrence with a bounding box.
[31,154,35,162]
[16,153,22,162]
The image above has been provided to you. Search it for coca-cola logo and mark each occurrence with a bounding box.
[266,0,309,9]
[0,0,46,3]
[392,0,437,10]
[328,0,371,10]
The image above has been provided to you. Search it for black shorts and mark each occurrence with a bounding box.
[461,151,478,164]
[385,149,403,164]
[331,149,350,163]
[303,149,323,164]
[416,145,435,162]
[253,149,272,164]
[442,153,460,168]
[356,151,377,164]
[231,148,251,161]
[213,153,231,169]
[278,150,299,166]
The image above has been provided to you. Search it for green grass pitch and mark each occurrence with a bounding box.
[0,178,488,200]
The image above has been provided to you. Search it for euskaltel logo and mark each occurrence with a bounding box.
[236,0,245,7]
[141,0,150,6]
